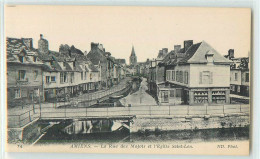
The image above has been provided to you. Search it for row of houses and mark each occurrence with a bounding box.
[226,49,250,97]
[147,40,250,105]
[7,35,127,107]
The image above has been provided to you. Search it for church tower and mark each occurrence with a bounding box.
[129,45,137,66]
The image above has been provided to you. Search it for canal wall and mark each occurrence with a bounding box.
[8,119,41,143]
[130,113,250,133]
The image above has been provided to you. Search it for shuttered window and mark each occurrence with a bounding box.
[184,71,189,84]
[210,72,213,84]
[199,71,213,84]
[199,72,202,84]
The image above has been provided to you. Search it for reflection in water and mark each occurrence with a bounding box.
[37,119,131,144]
[64,120,125,135]
[36,119,249,145]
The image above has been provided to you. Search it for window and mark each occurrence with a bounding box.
[51,76,56,82]
[60,73,64,83]
[33,70,38,80]
[90,73,93,80]
[176,89,182,97]
[200,71,213,84]
[237,86,240,92]
[172,71,175,81]
[34,88,39,97]
[71,73,74,83]
[184,71,189,84]
[50,61,54,66]
[84,71,87,80]
[166,70,171,80]
[232,85,235,91]
[61,72,67,83]
[176,71,179,82]
[18,70,26,80]
[245,73,249,82]
[180,71,183,83]
[235,73,238,81]
[14,89,21,98]
[33,56,37,62]
[81,72,84,80]
[46,76,50,83]
[19,56,24,63]
[170,90,174,97]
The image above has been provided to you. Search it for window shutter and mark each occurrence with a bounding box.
[184,71,186,84]
[199,72,202,84]
[210,72,213,84]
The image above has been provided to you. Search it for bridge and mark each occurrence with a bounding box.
[8,104,250,128]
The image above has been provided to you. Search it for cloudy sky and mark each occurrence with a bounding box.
[5,5,251,63]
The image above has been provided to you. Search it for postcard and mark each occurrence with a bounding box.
[5,5,251,155]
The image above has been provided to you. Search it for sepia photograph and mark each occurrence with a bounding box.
[4,5,251,155]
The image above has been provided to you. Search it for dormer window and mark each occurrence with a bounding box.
[19,56,24,63]
[205,50,214,64]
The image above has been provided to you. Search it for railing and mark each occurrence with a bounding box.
[8,104,250,128]
[52,83,131,108]
[39,104,250,119]
[7,82,131,128]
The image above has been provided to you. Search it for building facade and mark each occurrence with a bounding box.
[226,49,250,97]
[7,38,44,107]
[148,40,232,105]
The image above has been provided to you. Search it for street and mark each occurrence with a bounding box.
[120,78,158,106]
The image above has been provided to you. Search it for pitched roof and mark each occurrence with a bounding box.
[176,41,231,65]
[87,48,107,65]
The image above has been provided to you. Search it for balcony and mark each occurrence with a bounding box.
[16,78,29,85]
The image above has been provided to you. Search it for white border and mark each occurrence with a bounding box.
[1,0,259,159]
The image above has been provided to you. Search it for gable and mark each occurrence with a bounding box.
[187,41,231,64]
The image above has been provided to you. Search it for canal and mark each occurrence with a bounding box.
[35,119,249,145]
[10,77,249,145]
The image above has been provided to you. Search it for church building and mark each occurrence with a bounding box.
[129,46,137,66]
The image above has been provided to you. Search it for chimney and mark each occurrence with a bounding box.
[174,45,181,53]
[184,40,193,52]
[91,42,99,50]
[40,34,43,39]
[162,48,168,55]
[228,49,234,59]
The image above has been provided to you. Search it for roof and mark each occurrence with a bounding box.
[176,41,231,65]
[87,48,107,65]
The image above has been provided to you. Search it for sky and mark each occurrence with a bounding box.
[5,5,251,64]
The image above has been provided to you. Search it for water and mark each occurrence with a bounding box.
[36,119,249,145]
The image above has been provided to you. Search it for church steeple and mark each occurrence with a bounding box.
[131,45,136,56]
[129,45,137,66]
